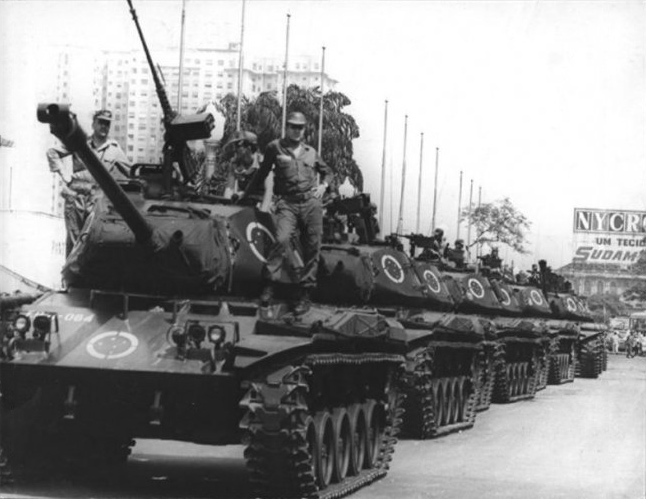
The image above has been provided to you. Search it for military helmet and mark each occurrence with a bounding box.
[286,111,307,126]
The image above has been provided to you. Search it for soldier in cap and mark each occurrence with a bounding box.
[223,130,267,198]
[251,111,332,314]
[47,109,131,256]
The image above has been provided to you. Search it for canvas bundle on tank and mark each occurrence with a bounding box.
[64,195,231,294]
[317,245,374,303]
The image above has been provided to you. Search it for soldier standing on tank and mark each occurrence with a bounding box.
[223,130,271,199]
[47,109,131,256]
[251,111,332,314]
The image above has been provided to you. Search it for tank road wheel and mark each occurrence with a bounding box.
[432,380,444,429]
[362,400,384,469]
[347,403,366,476]
[331,407,352,483]
[455,376,466,422]
[509,364,518,398]
[441,379,454,427]
[314,411,335,489]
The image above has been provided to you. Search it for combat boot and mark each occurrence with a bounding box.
[292,287,311,316]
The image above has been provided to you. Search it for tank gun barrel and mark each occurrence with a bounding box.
[37,103,153,245]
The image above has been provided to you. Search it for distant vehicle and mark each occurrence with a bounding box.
[628,311,646,333]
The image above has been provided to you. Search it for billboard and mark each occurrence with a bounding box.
[572,208,646,266]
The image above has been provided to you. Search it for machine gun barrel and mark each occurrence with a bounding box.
[37,103,154,246]
[126,0,174,125]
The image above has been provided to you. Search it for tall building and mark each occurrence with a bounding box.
[48,44,337,213]
[99,45,338,164]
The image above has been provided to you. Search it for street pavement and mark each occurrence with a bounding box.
[2,355,645,499]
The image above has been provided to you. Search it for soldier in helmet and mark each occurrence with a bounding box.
[446,238,466,269]
[47,109,131,256]
[223,130,267,199]
[250,111,332,314]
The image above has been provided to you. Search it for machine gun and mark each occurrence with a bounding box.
[323,193,381,245]
[401,233,441,260]
[126,0,214,190]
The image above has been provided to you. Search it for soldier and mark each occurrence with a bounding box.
[445,238,466,268]
[252,111,332,314]
[47,109,131,256]
[480,247,502,269]
[223,130,269,199]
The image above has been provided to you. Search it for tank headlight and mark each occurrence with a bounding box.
[13,314,31,335]
[187,323,206,345]
[32,314,52,340]
[208,325,226,345]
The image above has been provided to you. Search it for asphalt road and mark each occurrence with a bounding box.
[2,355,645,499]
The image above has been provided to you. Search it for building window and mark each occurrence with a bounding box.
[583,279,592,295]
[596,280,604,294]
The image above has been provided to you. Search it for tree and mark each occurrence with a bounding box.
[213,85,363,191]
[460,197,531,253]
[587,293,630,320]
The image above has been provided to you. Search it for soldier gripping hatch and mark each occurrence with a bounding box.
[47,109,131,256]
[249,111,332,314]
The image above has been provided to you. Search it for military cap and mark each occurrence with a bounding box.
[286,111,307,126]
[93,109,113,122]
[226,130,258,149]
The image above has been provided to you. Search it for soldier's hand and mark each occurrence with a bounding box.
[259,201,271,213]
[312,184,327,199]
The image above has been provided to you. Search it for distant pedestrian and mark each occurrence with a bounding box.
[610,332,619,354]
[625,332,635,358]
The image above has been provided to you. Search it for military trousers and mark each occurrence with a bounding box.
[265,196,323,289]
[63,192,96,256]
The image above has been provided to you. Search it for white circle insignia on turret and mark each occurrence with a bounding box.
[530,289,544,306]
[500,288,512,306]
[468,278,485,299]
[246,222,276,263]
[566,297,577,312]
[86,331,139,360]
[423,270,441,293]
[381,254,405,284]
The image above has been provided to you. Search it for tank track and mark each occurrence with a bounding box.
[240,352,404,499]
[492,343,540,403]
[535,340,550,391]
[548,342,576,385]
[400,345,478,439]
[474,342,499,412]
[576,338,603,379]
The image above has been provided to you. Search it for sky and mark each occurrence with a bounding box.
[0,0,644,272]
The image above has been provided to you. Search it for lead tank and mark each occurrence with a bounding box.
[0,103,409,498]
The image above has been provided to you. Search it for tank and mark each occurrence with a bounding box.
[576,322,608,378]
[0,100,409,499]
[317,196,493,438]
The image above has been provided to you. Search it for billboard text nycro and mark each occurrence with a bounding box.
[573,208,646,266]
[574,208,646,234]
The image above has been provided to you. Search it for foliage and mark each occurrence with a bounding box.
[213,85,363,191]
[628,249,646,275]
[586,293,630,319]
[622,283,646,302]
[460,197,531,254]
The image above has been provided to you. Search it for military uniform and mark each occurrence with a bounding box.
[257,136,331,293]
[47,135,130,255]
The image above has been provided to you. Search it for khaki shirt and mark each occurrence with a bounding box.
[47,137,131,196]
[257,139,331,197]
